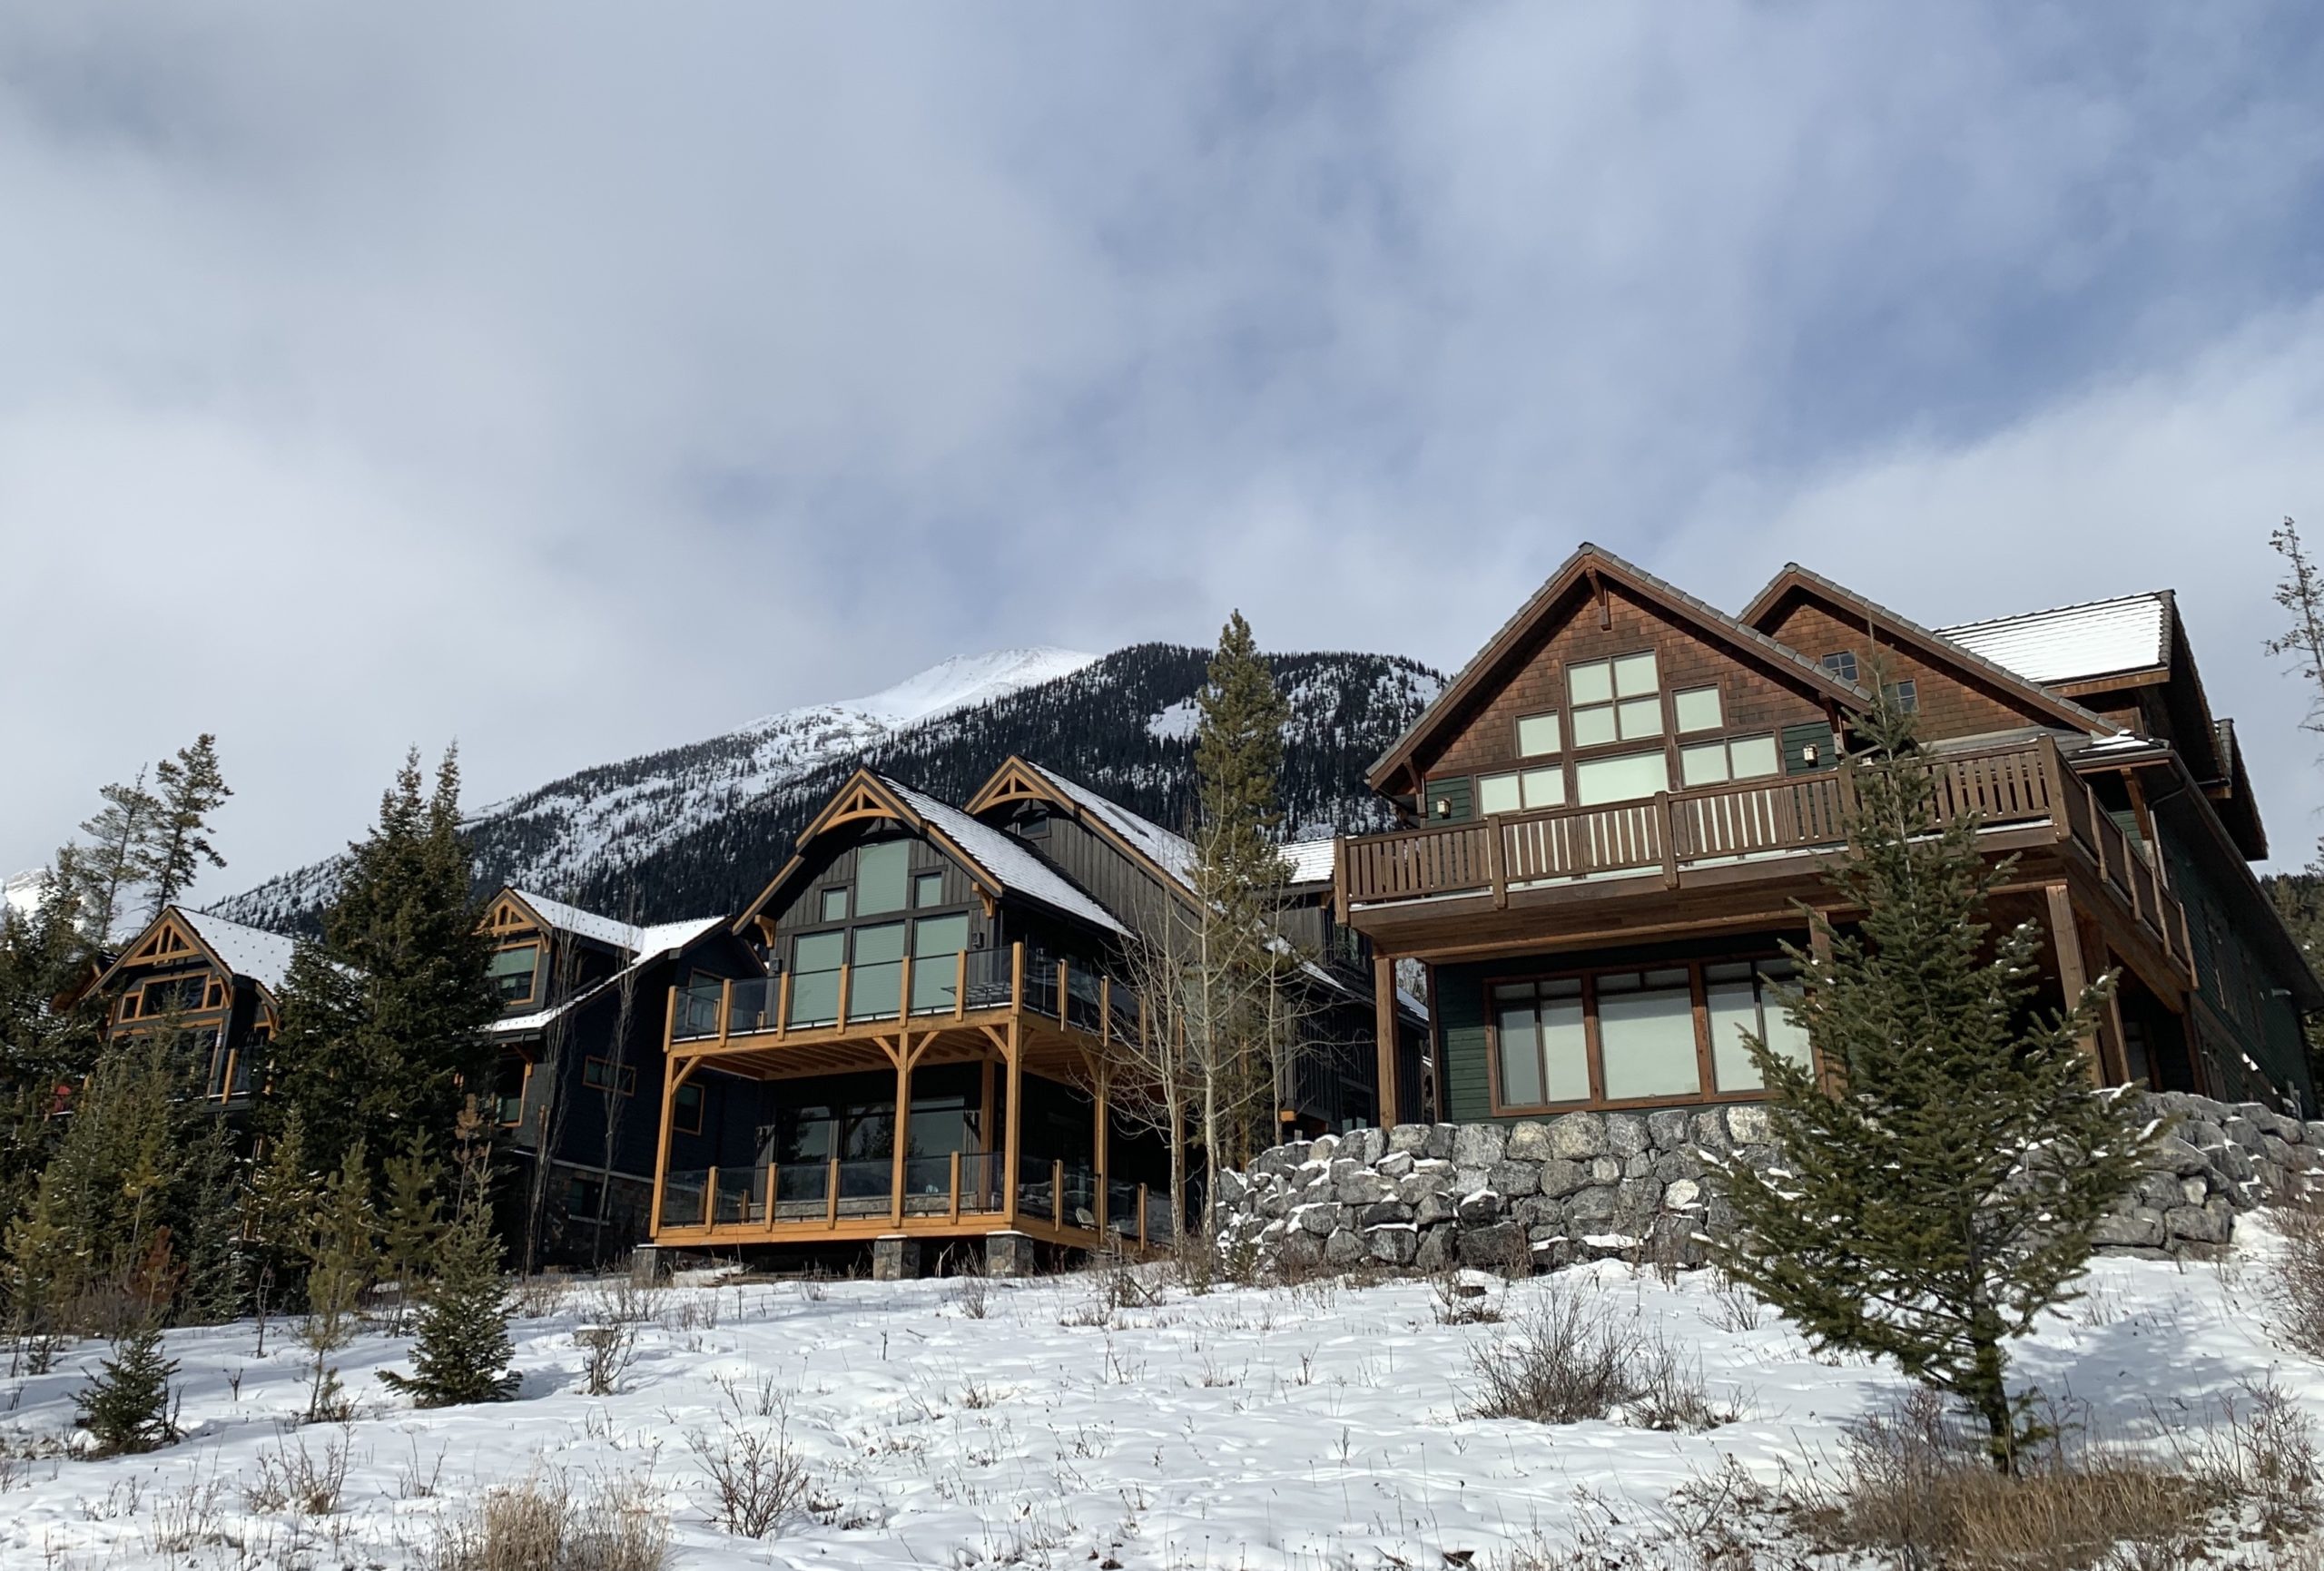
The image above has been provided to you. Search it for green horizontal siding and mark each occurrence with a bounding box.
[1438,967,1492,1124]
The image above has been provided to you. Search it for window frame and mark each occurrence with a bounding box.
[672,1080,705,1135]
[1820,650,1859,684]
[1482,952,1813,1116]
[488,943,541,1006]
[582,1056,638,1096]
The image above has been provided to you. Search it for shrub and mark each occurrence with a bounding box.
[686,1415,815,1538]
[1465,1285,1735,1432]
[244,1426,353,1517]
[2272,1199,2324,1360]
[74,1322,180,1456]
[423,1471,668,1571]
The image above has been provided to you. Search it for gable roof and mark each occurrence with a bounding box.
[1938,592,2173,687]
[1742,564,2126,739]
[1368,544,1872,795]
[94,906,303,1004]
[499,889,726,961]
[487,913,732,1037]
[733,768,1126,938]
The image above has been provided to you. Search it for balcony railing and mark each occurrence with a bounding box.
[1342,737,2188,967]
[655,1149,1170,1244]
[669,943,1144,1048]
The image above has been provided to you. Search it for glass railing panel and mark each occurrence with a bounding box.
[834,1158,892,1214]
[773,1164,831,1209]
[724,978,774,1035]
[787,971,839,1028]
[958,1152,1005,1213]
[850,961,901,1021]
[658,1170,708,1229]
[673,984,724,1041]
[963,948,1014,1011]
[1145,1190,1175,1243]
[714,1167,765,1225]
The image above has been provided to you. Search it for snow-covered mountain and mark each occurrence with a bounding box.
[212,643,1442,932]
[4,868,48,921]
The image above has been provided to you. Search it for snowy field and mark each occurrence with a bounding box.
[1,1229,2316,1570]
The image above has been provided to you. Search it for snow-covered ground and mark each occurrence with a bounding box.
[2,1231,2315,1569]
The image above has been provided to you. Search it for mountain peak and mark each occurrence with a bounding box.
[798,647,1101,732]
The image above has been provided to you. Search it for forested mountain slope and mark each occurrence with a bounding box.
[213,643,1443,931]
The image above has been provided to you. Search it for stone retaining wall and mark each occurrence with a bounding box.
[1215,1091,2323,1275]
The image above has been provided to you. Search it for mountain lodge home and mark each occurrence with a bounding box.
[1339,545,2318,1131]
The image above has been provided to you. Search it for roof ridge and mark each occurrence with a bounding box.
[1937,588,2173,635]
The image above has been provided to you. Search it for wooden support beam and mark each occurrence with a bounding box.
[648,1050,694,1240]
[1373,955,1400,1129]
[890,1030,911,1225]
[2046,882,2103,1084]
[1003,1018,1023,1225]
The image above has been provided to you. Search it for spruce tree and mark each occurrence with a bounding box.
[245,1112,317,1356]
[145,735,231,916]
[172,1115,247,1325]
[263,939,370,1168]
[0,863,104,1216]
[297,1139,377,1422]
[379,1132,444,1335]
[1708,684,2155,1472]
[382,1105,516,1407]
[271,749,495,1172]
[74,1321,180,1455]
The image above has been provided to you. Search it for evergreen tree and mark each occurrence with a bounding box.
[0,862,104,1221]
[270,750,495,1173]
[74,1321,180,1455]
[297,1138,377,1422]
[245,1112,317,1356]
[145,735,231,916]
[1708,684,2154,1472]
[379,1132,444,1335]
[65,769,160,944]
[4,1165,82,1372]
[262,939,369,1167]
[171,1115,246,1325]
[381,1105,516,1408]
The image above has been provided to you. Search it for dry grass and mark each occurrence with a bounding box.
[421,1471,668,1571]
[686,1413,816,1538]
[1431,1269,1506,1326]
[2273,1198,2324,1360]
[1465,1284,1738,1432]
[243,1425,353,1517]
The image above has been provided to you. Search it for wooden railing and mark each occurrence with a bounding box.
[1343,736,2189,966]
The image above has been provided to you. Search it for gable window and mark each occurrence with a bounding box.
[1821,650,1859,683]
[1678,733,1782,788]
[1672,686,1723,734]
[1477,768,1564,816]
[1515,712,1562,757]
[1702,960,1813,1092]
[489,945,539,1005]
[1493,978,1590,1106]
[1569,653,1661,747]
[913,871,946,908]
[1574,749,1668,806]
[856,841,911,917]
[818,888,848,924]
[1012,809,1050,840]
[1882,679,1918,712]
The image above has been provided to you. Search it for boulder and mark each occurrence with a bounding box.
[1589,1156,1623,1185]
[1376,1151,1415,1180]
[1607,1115,1649,1160]
[1360,1200,1415,1228]
[1490,1160,1542,1198]
[1504,1121,1556,1162]
[1453,1124,1508,1168]
[2093,1209,2165,1250]
[1365,1223,1419,1267]
[1663,1178,1703,1212]
[1388,1123,1434,1155]
[1311,1134,1342,1164]
[1548,1112,1609,1160]
[1335,1170,1395,1206]
[1295,1203,1342,1236]
[1278,1230,1324,1271]
[1413,1226,1455,1273]
[1324,1227,1366,1266]
[1568,1186,1617,1225]
[1689,1109,1734,1154]
[1397,1173,1445,1208]
[1725,1105,1771,1145]
[1458,1222,1531,1272]
[2152,1135,2210,1177]
[1349,1127,1390,1165]
[1427,1124,1459,1161]
[1647,1109,1693,1151]
[1538,1159,1591,1199]
[1455,1190,1505,1227]
[2165,1203,2231,1247]
[1413,1190,1457,1227]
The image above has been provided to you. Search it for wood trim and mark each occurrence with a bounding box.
[1373,955,1400,1128]
[2046,882,2102,1084]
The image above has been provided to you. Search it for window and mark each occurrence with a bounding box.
[1702,961,1813,1091]
[1493,979,1590,1105]
[788,930,844,1026]
[1883,680,1918,712]
[851,921,907,1018]
[1821,650,1859,683]
[564,1175,604,1220]
[911,913,970,1011]
[1515,712,1562,757]
[1574,749,1669,806]
[582,1057,637,1095]
[913,871,946,908]
[1013,809,1050,840]
[1596,969,1701,1100]
[856,841,911,916]
[672,1082,704,1134]
[1672,686,1723,733]
[1678,733,1783,788]
[489,945,539,1004]
[1568,652,1662,747]
[818,888,848,923]
[1476,768,1565,816]
[138,975,209,1016]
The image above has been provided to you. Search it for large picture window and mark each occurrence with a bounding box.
[488,946,538,1005]
[856,841,911,916]
[788,930,844,1026]
[1678,733,1782,788]
[1574,749,1669,806]
[1477,767,1564,815]
[1487,954,1814,1114]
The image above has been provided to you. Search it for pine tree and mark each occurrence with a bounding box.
[297,1138,377,1422]
[66,769,160,944]
[0,860,104,1219]
[379,1132,444,1336]
[4,1166,82,1372]
[262,939,370,1170]
[382,1104,516,1407]
[1708,683,2155,1472]
[74,1321,180,1455]
[172,1115,247,1325]
[145,736,231,916]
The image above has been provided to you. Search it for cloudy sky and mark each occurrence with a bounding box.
[4,4,2322,898]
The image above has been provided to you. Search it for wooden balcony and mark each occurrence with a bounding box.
[1339,737,2191,977]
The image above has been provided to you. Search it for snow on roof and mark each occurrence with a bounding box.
[1280,838,1335,887]
[1033,771,1198,893]
[178,908,301,995]
[512,890,646,951]
[487,914,729,1036]
[881,779,1128,936]
[1939,592,2171,687]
